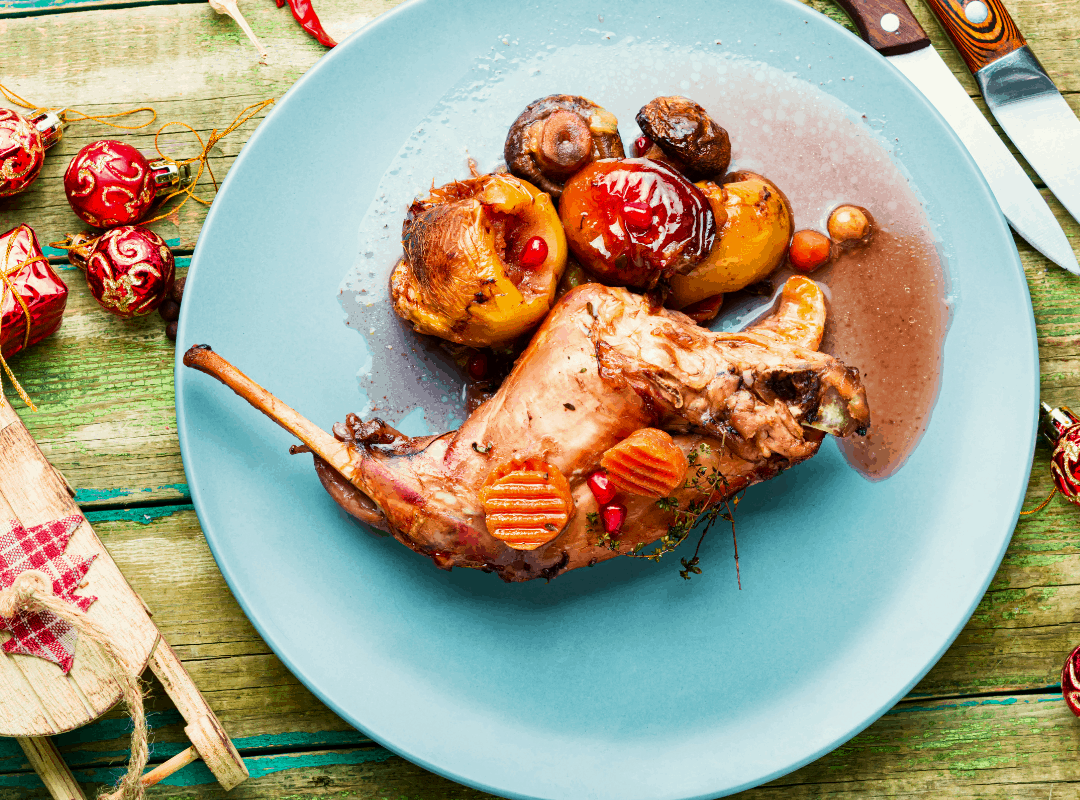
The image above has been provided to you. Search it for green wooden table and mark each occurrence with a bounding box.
[2,0,1080,796]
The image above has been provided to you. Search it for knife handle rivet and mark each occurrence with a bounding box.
[879,12,900,32]
[964,1,989,24]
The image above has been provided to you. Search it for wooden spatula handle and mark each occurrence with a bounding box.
[921,0,1026,74]
[831,0,930,55]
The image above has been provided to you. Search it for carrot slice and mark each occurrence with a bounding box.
[601,428,689,498]
[479,458,574,550]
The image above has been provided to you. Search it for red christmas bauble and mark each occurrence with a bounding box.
[0,109,45,198]
[83,226,174,318]
[63,140,155,227]
[1063,644,1080,717]
[1050,422,1080,504]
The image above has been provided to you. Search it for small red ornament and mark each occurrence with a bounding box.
[1042,403,1080,504]
[1064,644,1080,717]
[63,140,189,228]
[64,140,153,227]
[0,109,63,198]
[82,226,175,318]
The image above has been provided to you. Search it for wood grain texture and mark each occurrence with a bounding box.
[0,0,1079,795]
[922,0,1026,75]
[831,0,930,55]
[15,738,86,800]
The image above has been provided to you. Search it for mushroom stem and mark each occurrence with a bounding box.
[536,110,593,177]
[182,345,357,481]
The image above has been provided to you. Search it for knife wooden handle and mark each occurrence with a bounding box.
[831,0,930,55]
[921,0,1026,74]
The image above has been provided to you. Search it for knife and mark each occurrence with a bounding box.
[831,0,1080,274]
[921,0,1080,245]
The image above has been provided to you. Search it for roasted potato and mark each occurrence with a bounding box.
[391,173,567,347]
[668,171,793,308]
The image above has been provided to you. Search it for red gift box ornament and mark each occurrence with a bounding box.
[0,109,64,198]
[81,225,174,318]
[63,139,190,227]
[0,225,68,409]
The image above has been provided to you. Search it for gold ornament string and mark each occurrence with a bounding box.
[0,570,148,800]
[1019,488,1056,516]
[141,98,275,224]
[0,231,44,412]
[0,82,156,132]
[47,99,276,257]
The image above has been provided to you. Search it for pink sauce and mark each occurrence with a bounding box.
[816,231,948,479]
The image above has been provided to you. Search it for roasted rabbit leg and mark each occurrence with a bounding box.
[184,276,869,582]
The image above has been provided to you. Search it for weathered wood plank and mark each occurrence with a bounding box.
[1,692,1078,799]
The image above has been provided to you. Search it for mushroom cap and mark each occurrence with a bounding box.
[635,96,731,181]
[504,95,625,199]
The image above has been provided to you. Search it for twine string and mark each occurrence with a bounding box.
[0,570,148,800]
[0,232,43,411]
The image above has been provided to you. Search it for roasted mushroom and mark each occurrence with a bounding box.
[504,95,625,199]
[558,158,716,290]
[635,96,731,181]
[668,171,793,308]
[390,172,567,347]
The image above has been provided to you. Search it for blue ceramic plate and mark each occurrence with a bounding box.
[175,1,1037,798]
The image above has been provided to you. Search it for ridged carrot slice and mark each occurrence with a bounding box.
[479,458,574,550]
[600,428,689,498]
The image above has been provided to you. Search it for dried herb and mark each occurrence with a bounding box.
[629,441,742,586]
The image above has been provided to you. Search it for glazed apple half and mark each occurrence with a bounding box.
[391,172,567,347]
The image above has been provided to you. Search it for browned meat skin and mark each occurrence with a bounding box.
[315,282,869,582]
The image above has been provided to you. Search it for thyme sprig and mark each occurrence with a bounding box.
[627,441,743,586]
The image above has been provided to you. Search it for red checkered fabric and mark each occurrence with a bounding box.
[0,515,95,673]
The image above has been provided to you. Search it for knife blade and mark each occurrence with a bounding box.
[921,0,1080,243]
[831,0,1080,273]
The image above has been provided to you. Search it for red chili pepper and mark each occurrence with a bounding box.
[283,0,337,47]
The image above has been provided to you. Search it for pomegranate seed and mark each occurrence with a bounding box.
[519,236,548,269]
[622,200,653,231]
[467,352,489,381]
[602,501,627,534]
[587,471,616,505]
[634,135,653,157]
[789,229,832,273]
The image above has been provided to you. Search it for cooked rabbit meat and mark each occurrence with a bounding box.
[184,276,869,582]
